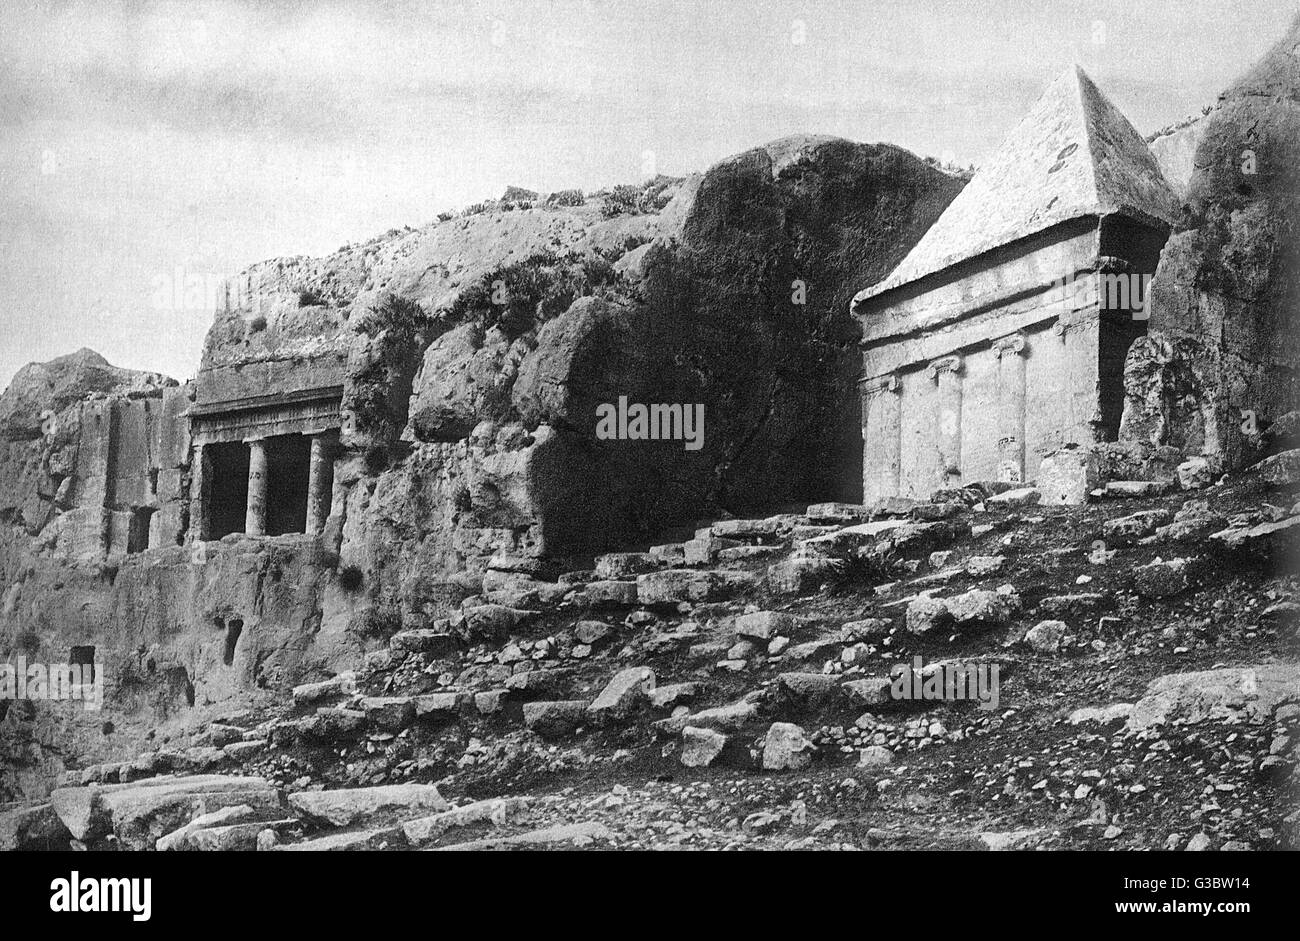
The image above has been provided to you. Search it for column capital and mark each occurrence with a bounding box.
[993,333,1027,357]
[927,355,962,381]
[859,373,900,396]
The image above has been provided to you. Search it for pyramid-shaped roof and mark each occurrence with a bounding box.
[855,66,1180,307]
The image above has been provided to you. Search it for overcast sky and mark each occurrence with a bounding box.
[1,0,1294,388]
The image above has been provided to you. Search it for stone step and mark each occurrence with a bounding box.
[716,545,783,563]
[292,672,359,705]
[287,783,448,828]
[50,774,280,851]
[1102,480,1175,498]
[388,630,457,657]
[593,552,662,579]
[635,569,756,606]
[401,796,530,846]
[275,825,408,851]
[430,820,614,851]
[708,514,801,542]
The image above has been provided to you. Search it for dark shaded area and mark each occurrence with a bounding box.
[265,434,311,536]
[223,618,243,667]
[207,441,249,538]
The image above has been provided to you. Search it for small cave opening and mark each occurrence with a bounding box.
[127,507,155,554]
[223,619,243,667]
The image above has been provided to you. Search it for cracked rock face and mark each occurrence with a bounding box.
[1122,14,1300,469]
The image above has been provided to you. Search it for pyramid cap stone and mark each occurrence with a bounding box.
[855,66,1180,308]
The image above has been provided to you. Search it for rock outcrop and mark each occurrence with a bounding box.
[1121,14,1300,469]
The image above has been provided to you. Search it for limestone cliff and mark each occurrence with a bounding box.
[0,139,961,799]
[1121,14,1300,469]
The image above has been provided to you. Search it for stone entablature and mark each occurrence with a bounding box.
[188,386,343,447]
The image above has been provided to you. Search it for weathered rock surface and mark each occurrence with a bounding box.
[1122,14,1300,469]
[1127,664,1300,730]
[287,784,448,827]
[50,775,279,850]
[762,722,816,770]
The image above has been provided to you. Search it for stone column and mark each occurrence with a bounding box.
[244,437,268,536]
[190,443,211,542]
[860,374,902,501]
[305,432,333,536]
[927,355,963,484]
[993,334,1027,484]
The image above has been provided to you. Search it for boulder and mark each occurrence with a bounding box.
[1103,509,1173,541]
[636,570,720,605]
[0,803,71,851]
[1133,558,1191,598]
[1127,664,1300,730]
[648,682,702,709]
[680,727,728,767]
[402,796,529,845]
[291,673,358,705]
[1024,620,1068,653]
[987,487,1041,507]
[1037,448,1098,505]
[587,667,655,718]
[360,696,417,731]
[155,804,260,851]
[580,580,639,606]
[522,700,590,737]
[735,610,795,641]
[1177,457,1214,490]
[762,722,815,771]
[842,677,892,707]
[1256,449,1300,486]
[653,700,758,736]
[594,552,660,579]
[857,745,894,768]
[51,775,280,850]
[288,784,448,827]
[776,672,840,704]
[573,620,614,645]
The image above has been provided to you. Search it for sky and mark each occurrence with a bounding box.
[0,0,1295,388]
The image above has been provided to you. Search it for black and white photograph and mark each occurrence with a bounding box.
[0,0,1295,921]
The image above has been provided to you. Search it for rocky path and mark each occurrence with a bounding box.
[4,450,1297,851]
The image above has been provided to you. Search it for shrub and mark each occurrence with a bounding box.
[338,565,364,591]
[358,605,402,639]
[545,188,585,207]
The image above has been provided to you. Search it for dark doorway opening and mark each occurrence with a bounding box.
[265,435,311,535]
[223,619,243,666]
[127,507,154,553]
[207,441,250,539]
[1097,311,1148,442]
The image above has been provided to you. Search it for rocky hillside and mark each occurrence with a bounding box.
[1122,13,1300,471]
[5,446,1295,850]
[0,138,964,802]
[216,137,962,578]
